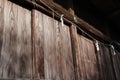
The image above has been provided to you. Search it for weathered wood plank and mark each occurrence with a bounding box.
[95,44,105,80]
[70,25,79,80]
[54,19,62,80]
[0,0,5,78]
[103,45,115,80]
[60,24,75,80]
[96,44,116,80]
[17,4,32,78]
[0,0,4,57]
[42,12,75,80]
[111,54,119,80]
[80,36,89,80]
[43,13,58,80]
[0,1,18,78]
[115,53,120,80]
[77,35,99,80]
[0,0,32,79]
[77,35,86,80]
[32,10,44,79]
[86,39,99,80]
[83,36,92,80]
[110,48,120,80]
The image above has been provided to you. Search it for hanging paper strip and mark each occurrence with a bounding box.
[60,14,64,27]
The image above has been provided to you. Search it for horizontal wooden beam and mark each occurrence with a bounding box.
[35,0,110,42]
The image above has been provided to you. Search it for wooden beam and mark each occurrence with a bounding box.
[10,0,110,42]
[35,0,110,42]
[70,25,79,80]
[69,7,78,80]
[31,9,36,79]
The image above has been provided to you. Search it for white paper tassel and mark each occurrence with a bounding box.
[60,14,64,27]
[95,41,100,51]
[111,45,116,55]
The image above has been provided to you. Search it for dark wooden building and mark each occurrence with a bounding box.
[0,0,120,80]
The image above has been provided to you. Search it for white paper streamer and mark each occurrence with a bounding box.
[60,14,64,26]
[111,45,116,55]
[95,41,100,51]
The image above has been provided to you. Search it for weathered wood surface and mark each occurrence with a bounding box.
[70,25,79,80]
[96,44,116,80]
[43,12,75,80]
[0,0,32,79]
[33,10,75,80]
[76,35,99,80]
[0,0,4,58]
[0,0,120,80]
[58,21,75,80]
[32,10,45,79]
[111,49,120,80]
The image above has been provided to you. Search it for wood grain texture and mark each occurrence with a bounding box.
[111,52,120,80]
[32,10,44,79]
[70,25,79,80]
[0,0,32,79]
[33,11,74,80]
[17,3,32,79]
[60,23,75,80]
[101,45,115,80]
[96,44,116,80]
[42,13,75,80]
[77,35,99,80]
[0,0,4,58]
[43,13,57,80]
[0,0,119,80]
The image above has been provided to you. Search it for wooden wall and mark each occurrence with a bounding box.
[0,0,32,79]
[33,10,75,80]
[0,0,120,80]
[76,35,99,80]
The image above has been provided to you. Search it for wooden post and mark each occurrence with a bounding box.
[31,9,36,79]
[70,24,80,80]
[31,9,45,79]
[69,4,79,80]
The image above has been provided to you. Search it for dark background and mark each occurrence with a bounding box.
[54,0,120,43]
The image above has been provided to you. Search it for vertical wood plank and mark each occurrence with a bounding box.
[60,24,75,80]
[81,36,89,80]
[0,0,4,56]
[96,44,116,80]
[70,25,79,80]
[0,0,32,79]
[32,10,44,79]
[111,51,120,80]
[43,14,57,80]
[55,21,64,80]
[77,35,99,80]
[17,4,32,78]
[95,43,102,80]
[0,1,18,78]
[0,0,5,78]
[104,45,115,80]
[42,13,75,80]
[86,39,99,80]
[77,35,86,80]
